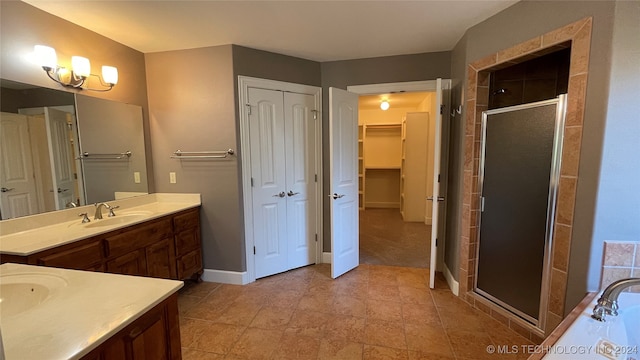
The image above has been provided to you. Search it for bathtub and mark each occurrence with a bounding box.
[542,292,639,360]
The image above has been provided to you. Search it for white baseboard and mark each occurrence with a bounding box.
[443,264,459,296]
[424,216,432,225]
[322,252,332,263]
[202,269,249,285]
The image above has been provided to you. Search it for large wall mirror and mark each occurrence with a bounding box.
[0,79,148,219]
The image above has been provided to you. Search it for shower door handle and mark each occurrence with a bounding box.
[427,196,445,202]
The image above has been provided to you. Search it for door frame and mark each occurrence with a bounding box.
[238,76,323,283]
[346,79,451,273]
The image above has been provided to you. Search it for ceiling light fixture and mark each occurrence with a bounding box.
[34,45,118,92]
[380,100,390,111]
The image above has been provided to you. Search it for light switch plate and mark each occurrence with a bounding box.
[134,172,141,183]
[169,172,177,184]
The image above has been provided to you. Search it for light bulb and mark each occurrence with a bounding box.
[380,100,390,111]
[71,56,90,78]
[102,66,118,85]
[34,45,57,71]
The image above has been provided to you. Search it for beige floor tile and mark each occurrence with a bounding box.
[401,303,441,326]
[265,289,304,308]
[192,323,246,355]
[287,309,333,338]
[408,350,456,360]
[367,299,403,322]
[183,300,229,322]
[404,323,453,357]
[396,272,428,289]
[398,286,432,304]
[180,281,222,298]
[179,317,211,347]
[364,345,410,360]
[447,329,501,360]
[298,292,336,313]
[269,329,321,360]
[215,300,262,326]
[179,294,203,315]
[228,328,283,360]
[331,295,367,317]
[318,338,364,360]
[181,347,226,360]
[364,318,407,349]
[249,306,294,330]
[324,314,366,342]
[368,284,402,302]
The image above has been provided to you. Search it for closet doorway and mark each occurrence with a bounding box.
[348,80,451,287]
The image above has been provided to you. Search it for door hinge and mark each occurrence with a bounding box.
[246,104,252,115]
[436,238,438,247]
[440,104,445,115]
[315,174,318,182]
[481,197,485,212]
[437,174,441,183]
[315,234,318,242]
[311,110,318,120]
[251,178,254,187]
[253,246,256,255]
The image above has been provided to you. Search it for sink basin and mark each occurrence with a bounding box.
[0,273,68,317]
[83,213,150,228]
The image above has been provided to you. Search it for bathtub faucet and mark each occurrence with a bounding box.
[592,277,640,322]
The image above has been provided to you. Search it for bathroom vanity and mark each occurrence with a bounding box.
[0,263,183,359]
[0,194,203,282]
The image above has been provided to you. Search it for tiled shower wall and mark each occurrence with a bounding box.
[459,17,593,341]
[601,241,640,292]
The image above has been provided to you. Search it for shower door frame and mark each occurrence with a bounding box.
[474,95,567,329]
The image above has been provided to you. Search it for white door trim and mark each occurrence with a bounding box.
[346,79,452,274]
[238,76,323,283]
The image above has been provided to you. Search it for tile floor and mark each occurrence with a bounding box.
[359,209,431,268]
[178,264,534,360]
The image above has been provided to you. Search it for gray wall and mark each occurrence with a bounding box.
[320,52,451,251]
[146,45,321,272]
[446,0,619,311]
[145,45,243,271]
[590,0,640,290]
[0,1,155,193]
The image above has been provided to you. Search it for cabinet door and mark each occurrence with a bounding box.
[146,238,176,279]
[36,240,103,270]
[174,228,200,257]
[106,250,146,276]
[176,249,202,280]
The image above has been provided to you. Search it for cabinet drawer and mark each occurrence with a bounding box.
[37,241,103,270]
[173,209,199,232]
[177,249,202,279]
[104,219,172,258]
[174,229,200,256]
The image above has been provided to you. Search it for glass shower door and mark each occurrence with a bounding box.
[475,95,566,326]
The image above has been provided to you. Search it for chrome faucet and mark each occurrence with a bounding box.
[94,202,112,219]
[592,277,640,321]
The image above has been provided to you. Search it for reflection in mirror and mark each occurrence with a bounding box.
[0,79,148,219]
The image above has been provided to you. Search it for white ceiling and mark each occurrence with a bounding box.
[359,92,430,111]
[22,0,518,62]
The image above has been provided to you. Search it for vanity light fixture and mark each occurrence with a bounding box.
[34,45,118,92]
[380,100,390,111]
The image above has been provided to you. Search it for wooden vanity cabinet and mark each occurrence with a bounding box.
[172,208,203,281]
[6,207,202,281]
[81,293,182,360]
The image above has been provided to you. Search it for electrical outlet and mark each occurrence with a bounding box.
[169,172,177,184]
[134,172,141,183]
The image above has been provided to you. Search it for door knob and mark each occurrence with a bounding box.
[427,196,445,202]
[287,191,300,197]
[328,193,345,200]
[272,192,286,198]
[1,187,14,193]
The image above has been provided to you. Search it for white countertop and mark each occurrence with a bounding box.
[0,193,200,256]
[0,263,184,360]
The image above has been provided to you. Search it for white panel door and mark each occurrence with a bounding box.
[284,92,317,269]
[329,87,359,279]
[46,108,76,209]
[249,88,289,278]
[0,112,39,219]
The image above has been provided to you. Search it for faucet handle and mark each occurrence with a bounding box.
[108,205,120,217]
[78,213,90,223]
